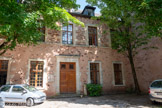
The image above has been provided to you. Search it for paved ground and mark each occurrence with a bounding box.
[4,94,162,108]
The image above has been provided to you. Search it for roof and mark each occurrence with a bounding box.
[81,5,96,15]
[69,5,100,18]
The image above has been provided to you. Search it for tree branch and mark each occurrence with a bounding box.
[0,49,7,55]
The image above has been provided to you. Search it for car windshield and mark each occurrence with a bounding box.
[0,85,11,92]
[23,85,38,92]
[151,81,162,88]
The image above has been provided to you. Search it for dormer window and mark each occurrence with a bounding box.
[83,9,94,16]
[82,5,96,17]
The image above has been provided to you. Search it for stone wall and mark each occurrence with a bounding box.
[2,43,133,96]
[0,15,161,96]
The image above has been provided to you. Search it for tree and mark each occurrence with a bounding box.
[0,0,84,55]
[86,0,162,93]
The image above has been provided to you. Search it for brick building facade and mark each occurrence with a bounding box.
[0,6,161,96]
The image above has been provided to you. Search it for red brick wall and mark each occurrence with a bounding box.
[0,16,161,96]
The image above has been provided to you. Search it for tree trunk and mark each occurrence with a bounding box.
[128,48,141,94]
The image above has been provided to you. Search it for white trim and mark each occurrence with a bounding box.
[112,61,125,86]
[27,59,47,90]
[85,24,100,47]
[56,55,80,94]
[87,61,103,85]
[0,57,12,84]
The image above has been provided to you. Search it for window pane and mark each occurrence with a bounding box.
[0,85,11,92]
[69,64,74,69]
[37,26,45,42]
[62,25,67,31]
[90,63,100,84]
[30,61,44,87]
[68,25,73,31]
[61,64,66,69]
[0,60,8,87]
[12,86,24,93]
[114,63,123,85]
[151,81,162,88]
[88,27,97,46]
[62,24,73,44]
[68,32,73,44]
[62,31,67,44]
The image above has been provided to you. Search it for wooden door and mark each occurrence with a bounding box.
[60,62,76,93]
[0,60,8,87]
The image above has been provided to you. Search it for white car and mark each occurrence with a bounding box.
[149,79,162,103]
[0,84,46,107]
[0,96,5,108]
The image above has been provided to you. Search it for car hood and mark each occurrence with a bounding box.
[32,91,46,97]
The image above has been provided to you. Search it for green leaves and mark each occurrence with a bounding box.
[87,0,161,56]
[86,84,102,97]
[0,0,84,54]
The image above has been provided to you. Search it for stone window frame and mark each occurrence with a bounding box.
[85,24,100,47]
[27,59,47,90]
[87,61,103,85]
[60,23,76,46]
[0,57,11,84]
[112,61,125,86]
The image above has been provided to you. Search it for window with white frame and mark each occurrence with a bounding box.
[113,63,124,85]
[62,24,73,44]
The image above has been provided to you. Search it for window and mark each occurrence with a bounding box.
[12,86,24,93]
[37,26,45,42]
[90,63,100,84]
[62,24,73,44]
[0,85,11,92]
[83,9,94,16]
[82,6,96,17]
[151,81,162,88]
[0,60,8,87]
[113,63,123,85]
[30,61,44,87]
[88,26,97,46]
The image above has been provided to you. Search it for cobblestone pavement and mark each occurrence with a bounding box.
[4,94,162,108]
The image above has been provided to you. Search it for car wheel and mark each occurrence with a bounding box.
[151,100,157,104]
[26,98,34,107]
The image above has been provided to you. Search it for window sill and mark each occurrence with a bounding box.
[89,45,98,47]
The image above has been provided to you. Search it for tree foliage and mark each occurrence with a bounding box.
[87,0,162,93]
[0,0,84,54]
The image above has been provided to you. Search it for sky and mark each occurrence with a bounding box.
[76,0,100,13]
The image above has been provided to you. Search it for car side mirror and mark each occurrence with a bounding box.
[22,90,27,94]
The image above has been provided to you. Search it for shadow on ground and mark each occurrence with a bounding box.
[47,94,162,108]
[4,94,162,108]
